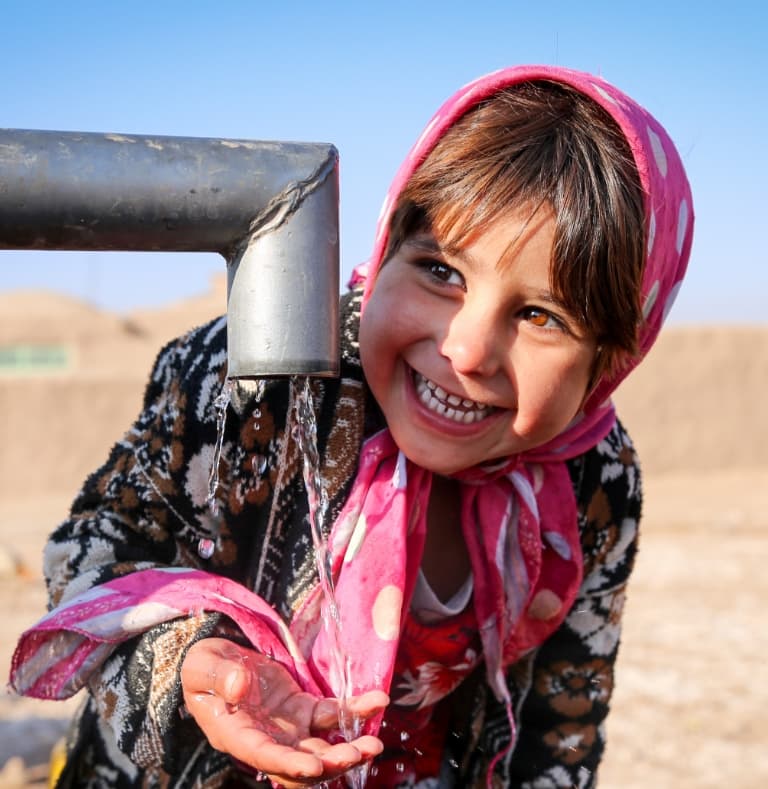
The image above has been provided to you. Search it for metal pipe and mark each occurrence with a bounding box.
[0,128,340,378]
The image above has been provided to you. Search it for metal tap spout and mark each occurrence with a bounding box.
[0,128,340,378]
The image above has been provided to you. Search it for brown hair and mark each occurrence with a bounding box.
[384,80,646,378]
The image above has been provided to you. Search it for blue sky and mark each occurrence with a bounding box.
[1,0,765,323]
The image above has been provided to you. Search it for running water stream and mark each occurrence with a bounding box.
[207,376,365,787]
[291,377,368,788]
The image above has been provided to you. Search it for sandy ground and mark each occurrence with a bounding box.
[2,469,766,788]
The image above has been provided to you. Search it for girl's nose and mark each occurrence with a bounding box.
[439,304,506,378]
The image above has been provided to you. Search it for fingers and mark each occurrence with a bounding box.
[184,692,324,777]
[180,639,389,786]
[264,735,383,787]
[342,735,385,762]
[181,638,253,704]
[237,738,326,779]
[184,674,385,786]
[310,698,341,730]
[310,690,390,731]
[348,690,390,717]
[211,721,380,783]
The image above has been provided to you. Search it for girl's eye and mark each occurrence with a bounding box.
[419,259,465,288]
[521,307,564,331]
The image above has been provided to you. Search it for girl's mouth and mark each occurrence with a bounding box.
[413,370,495,424]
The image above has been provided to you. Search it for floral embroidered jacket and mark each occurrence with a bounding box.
[39,288,641,788]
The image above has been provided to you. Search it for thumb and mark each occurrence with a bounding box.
[181,638,254,703]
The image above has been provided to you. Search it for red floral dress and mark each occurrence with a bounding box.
[367,605,482,785]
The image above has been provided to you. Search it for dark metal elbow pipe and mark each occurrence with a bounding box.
[0,128,340,378]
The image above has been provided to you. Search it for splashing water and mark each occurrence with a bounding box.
[292,377,366,788]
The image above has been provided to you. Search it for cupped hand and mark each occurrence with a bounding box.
[181,637,388,787]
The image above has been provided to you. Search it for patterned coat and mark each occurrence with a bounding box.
[44,288,641,788]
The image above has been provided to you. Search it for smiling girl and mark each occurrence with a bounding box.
[360,208,598,471]
[12,66,693,788]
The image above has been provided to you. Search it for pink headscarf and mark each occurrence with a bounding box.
[355,65,693,414]
[11,66,693,783]
[331,63,693,708]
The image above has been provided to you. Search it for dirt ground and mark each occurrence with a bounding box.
[2,469,766,788]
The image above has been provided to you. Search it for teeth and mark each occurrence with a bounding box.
[414,371,492,424]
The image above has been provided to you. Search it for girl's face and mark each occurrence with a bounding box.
[359,208,598,475]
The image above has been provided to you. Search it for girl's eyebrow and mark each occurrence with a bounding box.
[527,288,567,309]
[403,234,442,253]
[404,233,473,264]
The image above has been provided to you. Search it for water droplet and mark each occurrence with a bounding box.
[399,730,410,742]
[197,538,215,559]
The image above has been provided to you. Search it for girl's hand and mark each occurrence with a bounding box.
[181,638,387,787]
